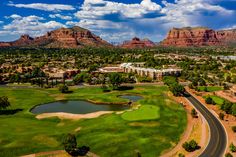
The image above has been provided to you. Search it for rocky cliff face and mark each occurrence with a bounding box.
[0,26,111,48]
[216,29,236,44]
[162,27,236,47]
[121,37,155,48]
[161,27,220,47]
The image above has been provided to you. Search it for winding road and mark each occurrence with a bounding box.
[186,93,227,157]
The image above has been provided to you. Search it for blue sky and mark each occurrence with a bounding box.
[0,0,236,42]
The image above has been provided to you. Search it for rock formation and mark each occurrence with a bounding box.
[121,37,155,48]
[161,27,236,47]
[216,29,236,44]
[161,27,220,47]
[0,26,111,48]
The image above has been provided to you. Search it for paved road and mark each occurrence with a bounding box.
[186,93,227,157]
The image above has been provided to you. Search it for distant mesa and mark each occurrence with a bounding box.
[161,27,236,47]
[120,37,155,49]
[0,26,111,48]
[1,26,236,48]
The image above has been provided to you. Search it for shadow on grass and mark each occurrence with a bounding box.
[116,86,134,91]
[0,109,23,115]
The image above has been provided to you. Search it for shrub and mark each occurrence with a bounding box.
[58,84,69,93]
[178,153,185,157]
[62,133,90,156]
[232,126,236,133]
[219,113,225,120]
[225,152,233,157]
[191,109,198,118]
[230,143,236,152]
[182,140,200,152]
[205,97,213,104]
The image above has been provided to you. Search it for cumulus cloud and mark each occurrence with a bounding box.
[7,2,75,12]
[75,0,162,19]
[1,15,65,37]
[49,14,72,20]
[1,0,235,42]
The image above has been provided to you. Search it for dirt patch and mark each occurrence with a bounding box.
[128,121,160,127]
[36,111,113,120]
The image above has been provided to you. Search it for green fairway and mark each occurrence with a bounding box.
[121,105,160,121]
[0,86,187,157]
[198,86,223,92]
[205,95,225,105]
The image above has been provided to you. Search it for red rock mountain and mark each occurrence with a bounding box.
[121,37,155,48]
[216,29,236,44]
[0,26,111,48]
[161,27,236,47]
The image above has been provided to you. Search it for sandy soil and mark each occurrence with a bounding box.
[161,94,209,157]
[36,111,113,120]
[187,87,236,155]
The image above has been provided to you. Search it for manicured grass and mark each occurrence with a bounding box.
[121,105,160,121]
[0,85,187,157]
[198,86,223,92]
[209,95,225,105]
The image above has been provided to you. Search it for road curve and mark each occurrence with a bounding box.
[186,93,227,157]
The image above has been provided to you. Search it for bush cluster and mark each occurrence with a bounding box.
[182,140,200,152]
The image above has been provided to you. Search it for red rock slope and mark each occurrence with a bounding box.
[0,26,111,48]
[161,27,220,47]
[121,37,155,48]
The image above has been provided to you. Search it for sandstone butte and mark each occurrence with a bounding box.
[0,26,111,48]
[161,27,236,47]
[120,37,156,49]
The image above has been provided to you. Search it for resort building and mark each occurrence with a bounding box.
[120,63,182,79]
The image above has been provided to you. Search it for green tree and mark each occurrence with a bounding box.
[63,134,78,156]
[58,84,69,93]
[229,143,236,152]
[182,140,199,152]
[205,97,213,104]
[219,112,225,120]
[191,109,198,118]
[108,73,123,89]
[225,153,233,157]
[0,96,11,110]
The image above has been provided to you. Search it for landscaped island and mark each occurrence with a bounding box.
[0,85,187,157]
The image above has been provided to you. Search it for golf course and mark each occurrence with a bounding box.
[0,85,187,157]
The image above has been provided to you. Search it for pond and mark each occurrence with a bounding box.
[31,95,143,114]
[31,100,130,114]
[119,95,143,102]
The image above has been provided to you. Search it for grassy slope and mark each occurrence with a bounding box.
[198,86,223,92]
[0,86,187,157]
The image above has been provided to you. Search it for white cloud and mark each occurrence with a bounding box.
[75,0,162,19]
[0,21,3,24]
[7,2,75,12]
[49,14,72,20]
[1,15,65,37]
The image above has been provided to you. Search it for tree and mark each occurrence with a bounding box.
[63,133,90,157]
[182,140,200,152]
[108,73,123,89]
[205,97,213,104]
[225,153,233,157]
[58,84,69,93]
[232,126,236,133]
[219,112,225,120]
[169,83,185,96]
[229,143,236,152]
[0,96,11,110]
[178,153,185,157]
[191,109,198,118]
